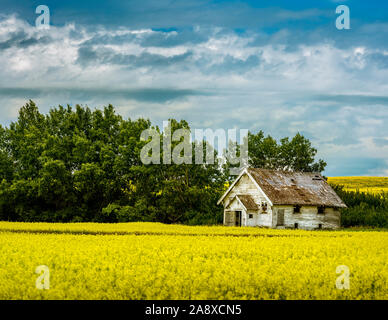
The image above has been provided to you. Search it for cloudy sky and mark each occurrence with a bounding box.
[0,0,388,176]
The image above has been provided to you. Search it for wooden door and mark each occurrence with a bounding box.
[235,211,242,226]
[277,209,285,226]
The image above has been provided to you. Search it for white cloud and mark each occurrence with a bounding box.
[0,15,388,175]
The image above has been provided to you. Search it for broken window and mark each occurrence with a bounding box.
[293,205,301,213]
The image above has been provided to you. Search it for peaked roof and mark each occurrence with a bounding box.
[217,168,273,205]
[236,195,259,210]
[247,168,347,208]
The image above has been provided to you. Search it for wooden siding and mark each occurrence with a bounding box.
[223,173,272,227]
[221,171,342,230]
[224,211,235,226]
[224,197,244,226]
[272,205,341,229]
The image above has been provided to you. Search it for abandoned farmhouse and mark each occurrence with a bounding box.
[218,168,347,230]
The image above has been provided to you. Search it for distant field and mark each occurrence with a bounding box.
[328,176,388,194]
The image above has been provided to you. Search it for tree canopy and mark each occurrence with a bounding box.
[0,101,326,223]
[248,130,326,173]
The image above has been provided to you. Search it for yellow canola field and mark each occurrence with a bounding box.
[0,221,351,236]
[0,223,387,300]
[328,176,388,194]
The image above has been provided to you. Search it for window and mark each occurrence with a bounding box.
[293,205,301,213]
[261,201,268,212]
[318,206,325,214]
[248,214,253,219]
[294,223,299,229]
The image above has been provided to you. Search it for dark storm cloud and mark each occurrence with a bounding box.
[139,29,209,47]
[77,45,193,68]
[0,31,50,50]
[1,0,388,176]
[0,87,209,103]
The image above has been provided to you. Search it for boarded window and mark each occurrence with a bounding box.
[276,209,285,226]
[224,211,233,225]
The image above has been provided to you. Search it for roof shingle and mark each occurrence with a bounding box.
[236,194,259,210]
[247,168,347,208]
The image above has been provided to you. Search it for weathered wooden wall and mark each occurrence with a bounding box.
[222,173,341,229]
[224,197,243,226]
[223,174,272,227]
[224,210,235,226]
[272,205,341,230]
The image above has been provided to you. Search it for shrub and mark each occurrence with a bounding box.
[331,184,388,228]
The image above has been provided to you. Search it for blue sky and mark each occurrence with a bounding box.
[0,0,388,176]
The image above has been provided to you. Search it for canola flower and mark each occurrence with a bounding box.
[328,177,388,194]
[0,223,387,300]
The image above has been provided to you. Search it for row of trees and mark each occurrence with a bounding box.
[0,101,326,223]
[331,185,388,228]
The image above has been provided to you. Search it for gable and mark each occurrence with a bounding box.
[217,170,272,206]
[225,196,244,210]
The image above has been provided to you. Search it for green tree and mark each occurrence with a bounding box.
[0,101,326,224]
[0,125,13,182]
[247,130,326,173]
[126,119,225,224]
